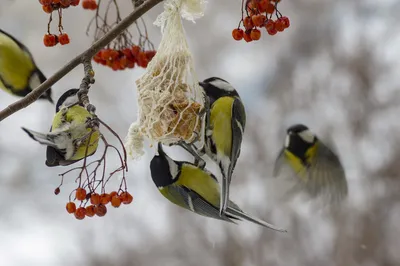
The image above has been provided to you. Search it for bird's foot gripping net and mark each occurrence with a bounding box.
[125,0,207,159]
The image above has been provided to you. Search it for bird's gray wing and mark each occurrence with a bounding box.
[272,148,286,177]
[165,185,237,223]
[307,142,348,202]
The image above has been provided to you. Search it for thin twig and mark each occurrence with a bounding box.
[0,0,163,122]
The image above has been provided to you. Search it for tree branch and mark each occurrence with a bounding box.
[0,0,163,122]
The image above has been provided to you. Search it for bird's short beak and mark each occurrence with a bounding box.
[157,142,165,156]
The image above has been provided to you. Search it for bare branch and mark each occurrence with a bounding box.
[0,0,163,122]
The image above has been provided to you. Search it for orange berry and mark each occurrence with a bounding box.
[60,0,71,7]
[43,34,55,47]
[100,193,111,204]
[111,195,121,208]
[40,0,53,4]
[85,205,96,217]
[109,191,118,198]
[266,3,275,14]
[271,0,281,2]
[252,14,266,27]
[90,193,101,205]
[250,29,261,40]
[52,0,61,3]
[243,31,253,42]
[275,19,285,32]
[42,5,53,13]
[120,192,133,204]
[95,204,107,217]
[100,49,110,60]
[59,33,70,45]
[257,0,269,13]
[265,20,275,32]
[232,28,244,41]
[71,0,80,6]
[76,188,87,201]
[66,202,76,214]
[243,16,254,31]
[109,50,119,60]
[74,207,86,220]
[126,61,135,69]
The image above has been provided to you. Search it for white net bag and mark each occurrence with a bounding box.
[125,0,207,159]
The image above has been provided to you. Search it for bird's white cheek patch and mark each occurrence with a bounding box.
[298,130,315,143]
[209,79,235,92]
[284,135,290,148]
[167,157,179,180]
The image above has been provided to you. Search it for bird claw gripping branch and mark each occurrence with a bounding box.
[232,0,290,42]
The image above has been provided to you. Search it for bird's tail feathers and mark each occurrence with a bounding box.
[226,207,287,232]
[21,127,57,147]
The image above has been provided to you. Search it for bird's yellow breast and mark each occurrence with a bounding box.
[0,33,34,92]
[52,105,100,160]
[175,164,221,206]
[210,97,234,155]
[284,143,318,182]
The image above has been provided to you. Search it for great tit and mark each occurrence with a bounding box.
[150,143,285,231]
[197,77,246,217]
[0,29,53,103]
[273,124,348,202]
[22,89,100,167]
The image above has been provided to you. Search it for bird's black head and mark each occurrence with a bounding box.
[285,124,317,159]
[55,88,80,112]
[199,77,240,104]
[150,143,181,188]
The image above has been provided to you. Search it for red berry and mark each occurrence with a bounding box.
[85,205,96,217]
[40,0,53,4]
[100,193,111,204]
[275,18,285,32]
[76,188,86,201]
[90,193,101,205]
[70,0,80,5]
[111,195,121,208]
[252,14,266,27]
[267,28,278,36]
[60,0,71,7]
[265,20,275,32]
[59,33,70,45]
[137,52,148,68]
[250,29,261,40]
[243,31,253,42]
[131,45,141,57]
[266,3,275,14]
[43,34,56,47]
[120,192,133,204]
[54,187,60,195]
[74,207,86,220]
[145,50,156,61]
[281,16,290,28]
[95,204,107,217]
[243,16,254,31]
[42,5,53,13]
[232,28,244,41]
[257,0,268,13]
[66,202,76,214]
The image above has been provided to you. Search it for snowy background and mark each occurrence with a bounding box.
[1,0,400,265]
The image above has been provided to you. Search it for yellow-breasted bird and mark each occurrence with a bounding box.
[198,77,246,216]
[22,89,100,167]
[150,143,285,231]
[0,28,52,103]
[273,124,348,202]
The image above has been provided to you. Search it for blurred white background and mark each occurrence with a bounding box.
[1,0,400,265]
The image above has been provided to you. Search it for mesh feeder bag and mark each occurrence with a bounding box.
[126,0,207,159]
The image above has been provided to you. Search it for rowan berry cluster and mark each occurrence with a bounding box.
[93,45,156,71]
[232,0,290,42]
[43,33,70,47]
[39,0,80,13]
[65,188,133,219]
